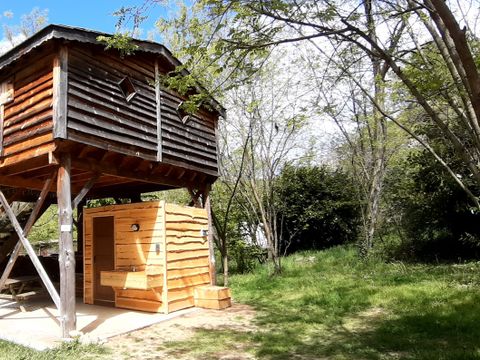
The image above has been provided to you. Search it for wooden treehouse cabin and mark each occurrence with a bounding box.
[0,25,224,338]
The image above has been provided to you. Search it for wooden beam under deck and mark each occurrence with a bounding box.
[0,140,217,200]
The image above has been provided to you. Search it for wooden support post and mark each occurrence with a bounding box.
[155,59,163,162]
[57,153,76,338]
[0,191,60,309]
[130,193,142,203]
[204,186,217,286]
[53,45,68,139]
[0,173,56,293]
[0,104,4,156]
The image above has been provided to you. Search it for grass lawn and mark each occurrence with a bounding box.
[0,340,107,360]
[163,246,480,359]
[1,246,480,359]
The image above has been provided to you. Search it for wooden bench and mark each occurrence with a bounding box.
[0,275,44,311]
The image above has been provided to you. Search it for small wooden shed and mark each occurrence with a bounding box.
[83,201,211,313]
[0,24,223,337]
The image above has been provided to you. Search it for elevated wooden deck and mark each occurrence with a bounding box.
[0,24,220,338]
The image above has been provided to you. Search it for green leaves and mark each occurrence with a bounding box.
[276,165,361,253]
[97,33,139,57]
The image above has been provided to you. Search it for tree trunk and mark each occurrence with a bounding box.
[222,251,229,286]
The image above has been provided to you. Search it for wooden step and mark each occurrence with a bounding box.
[194,285,232,310]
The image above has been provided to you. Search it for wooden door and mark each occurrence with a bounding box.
[93,216,115,306]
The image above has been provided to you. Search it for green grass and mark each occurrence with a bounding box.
[2,246,480,359]
[163,246,480,359]
[0,340,108,360]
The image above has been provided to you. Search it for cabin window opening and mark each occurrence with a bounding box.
[0,78,14,106]
[176,101,191,124]
[118,76,137,102]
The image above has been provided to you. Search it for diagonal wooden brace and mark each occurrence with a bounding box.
[0,175,60,309]
[72,173,99,209]
[188,188,202,208]
[0,173,55,294]
[0,173,56,293]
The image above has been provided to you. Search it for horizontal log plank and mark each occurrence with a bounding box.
[167,259,210,271]
[167,242,209,252]
[166,250,210,262]
[68,71,157,121]
[115,288,162,302]
[67,102,157,147]
[116,243,164,254]
[67,130,157,161]
[3,120,52,147]
[116,297,163,312]
[2,133,53,157]
[4,98,52,128]
[0,142,55,169]
[168,297,195,312]
[167,267,210,280]
[68,86,157,134]
[3,109,52,137]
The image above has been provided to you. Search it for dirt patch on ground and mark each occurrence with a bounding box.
[104,303,258,360]
[342,307,388,333]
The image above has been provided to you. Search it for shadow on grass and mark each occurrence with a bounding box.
[252,290,480,360]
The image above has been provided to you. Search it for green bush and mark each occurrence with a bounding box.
[381,149,480,261]
[276,165,361,254]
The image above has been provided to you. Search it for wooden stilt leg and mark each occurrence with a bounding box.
[57,153,76,338]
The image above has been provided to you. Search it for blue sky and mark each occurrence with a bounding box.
[0,1,166,38]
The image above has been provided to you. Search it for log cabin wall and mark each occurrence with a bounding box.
[164,203,210,313]
[65,42,219,177]
[66,45,159,161]
[0,31,220,186]
[67,43,219,174]
[0,48,55,168]
[159,87,219,176]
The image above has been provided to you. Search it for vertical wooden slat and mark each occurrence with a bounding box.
[0,104,4,156]
[53,45,68,139]
[205,188,217,286]
[57,153,76,337]
[0,190,60,309]
[83,211,89,304]
[155,59,163,162]
[77,199,86,257]
[161,200,168,313]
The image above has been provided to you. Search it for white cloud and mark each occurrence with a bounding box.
[3,10,14,19]
[0,33,26,55]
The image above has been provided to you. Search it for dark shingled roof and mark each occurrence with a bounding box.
[0,24,225,116]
